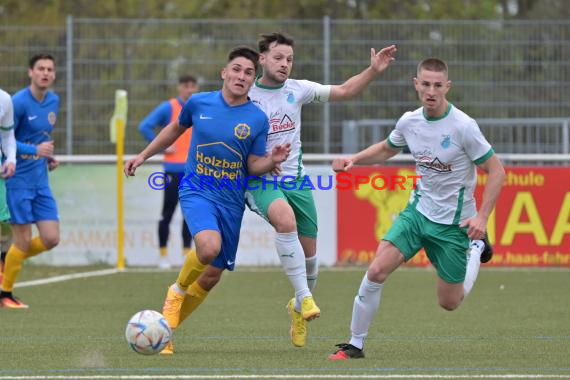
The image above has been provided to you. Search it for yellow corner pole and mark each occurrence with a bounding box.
[111,90,128,270]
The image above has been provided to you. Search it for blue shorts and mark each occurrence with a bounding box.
[179,192,244,271]
[6,187,59,224]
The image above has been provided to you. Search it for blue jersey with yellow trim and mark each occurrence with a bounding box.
[178,90,269,212]
[8,87,59,189]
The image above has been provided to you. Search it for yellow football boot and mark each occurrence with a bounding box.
[160,341,174,355]
[286,298,307,347]
[301,296,320,321]
[162,284,185,329]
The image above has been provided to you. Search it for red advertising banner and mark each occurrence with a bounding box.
[337,167,570,267]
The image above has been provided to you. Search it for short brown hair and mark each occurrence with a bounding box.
[29,53,55,69]
[228,46,260,74]
[178,74,197,84]
[417,58,448,77]
[258,32,294,54]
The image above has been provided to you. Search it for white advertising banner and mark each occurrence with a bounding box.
[31,164,337,267]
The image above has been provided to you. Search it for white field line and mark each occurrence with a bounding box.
[15,268,120,288]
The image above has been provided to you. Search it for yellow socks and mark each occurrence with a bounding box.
[179,282,209,326]
[1,237,49,292]
[27,237,48,258]
[1,244,26,292]
[160,247,168,257]
[176,249,206,291]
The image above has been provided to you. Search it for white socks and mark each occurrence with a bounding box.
[349,273,383,350]
[275,232,311,311]
[305,255,319,291]
[464,240,484,297]
[344,241,483,351]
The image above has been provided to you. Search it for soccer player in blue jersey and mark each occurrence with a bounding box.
[138,75,199,269]
[125,46,290,354]
[173,33,397,350]
[0,54,60,308]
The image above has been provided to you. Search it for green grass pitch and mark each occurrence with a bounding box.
[0,266,569,378]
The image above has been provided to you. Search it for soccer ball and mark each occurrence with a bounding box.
[125,310,172,355]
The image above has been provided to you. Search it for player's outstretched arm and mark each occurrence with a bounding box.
[330,44,397,102]
[124,120,186,177]
[461,154,506,239]
[247,143,291,176]
[332,139,399,173]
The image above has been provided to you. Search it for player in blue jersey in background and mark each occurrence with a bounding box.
[138,75,199,269]
[0,54,60,309]
[125,46,290,354]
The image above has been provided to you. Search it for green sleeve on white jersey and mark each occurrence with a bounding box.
[387,137,406,149]
[474,148,494,165]
[387,117,407,148]
[463,119,492,162]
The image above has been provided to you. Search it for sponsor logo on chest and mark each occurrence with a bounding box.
[269,114,295,134]
[414,149,453,173]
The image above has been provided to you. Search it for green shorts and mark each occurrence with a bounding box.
[245,176,318,238]
[0,178,10,223]
[384,205,470,283]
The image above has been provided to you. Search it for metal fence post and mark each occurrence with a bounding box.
[323,15,331,154]
[66,15,74,156]
[341,120,358,154]
[563,120,569,154]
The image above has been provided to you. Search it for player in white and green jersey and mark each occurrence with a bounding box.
[0,89,17,222]
[389,102,494,226]
[0,88,17,287]
[248,79,330,181]
[328,58,506,361]
[245,32,396,348]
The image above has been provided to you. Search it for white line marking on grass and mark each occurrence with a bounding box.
[13,265,569,289]
[1,375,570,379]
[15,268,120,288]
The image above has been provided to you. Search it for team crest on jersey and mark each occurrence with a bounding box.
[440,134,451,149]
[234,123,251,140]
[287,93,295,104]
[48,112,57,126]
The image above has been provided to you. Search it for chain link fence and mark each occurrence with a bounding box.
[1,18,569,155]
